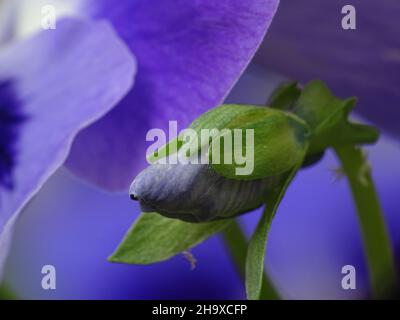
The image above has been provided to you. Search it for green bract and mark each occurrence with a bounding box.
[267,81,301,110]
[200,105,310,180]
[149,104,311,180]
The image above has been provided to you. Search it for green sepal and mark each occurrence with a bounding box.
[147,104,310,180]
[147,136,183,164]
[207,105,310,180]
[293,81,379,154]
[109,212,231,265]
[266,80,379,159]
[267,81,301,110]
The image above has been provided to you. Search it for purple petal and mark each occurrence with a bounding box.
[65,0,279,191]
[255,0,400,139]
[3,168,243,299]
[0,18,136,277]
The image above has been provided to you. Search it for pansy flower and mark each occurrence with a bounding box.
[0,0,279,277]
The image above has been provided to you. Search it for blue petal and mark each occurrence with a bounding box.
[0,18,136,278]
[65,0,279,191]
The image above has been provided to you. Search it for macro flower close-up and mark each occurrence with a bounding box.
[0,0,399,305]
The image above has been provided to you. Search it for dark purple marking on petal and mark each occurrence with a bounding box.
[0,80,25,190]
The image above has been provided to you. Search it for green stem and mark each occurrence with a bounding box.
[222,219,280,299]
[334,145,396,298]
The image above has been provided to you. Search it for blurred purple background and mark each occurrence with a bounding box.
[4,64,400,299]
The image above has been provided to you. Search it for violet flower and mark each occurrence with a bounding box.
[0,0,279,277]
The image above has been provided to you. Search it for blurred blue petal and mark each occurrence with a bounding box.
[65,0,279,191]
[256,0,400,140]
[0,0,18,44]
[4,168,243,299]
[0,18,136,278]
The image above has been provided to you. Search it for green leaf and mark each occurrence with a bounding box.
[245,145,307,300]
[222,220,280,299]
[267,81,301,110]
[109,212,231,264]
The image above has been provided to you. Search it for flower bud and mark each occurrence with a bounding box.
[129,160,279,222]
